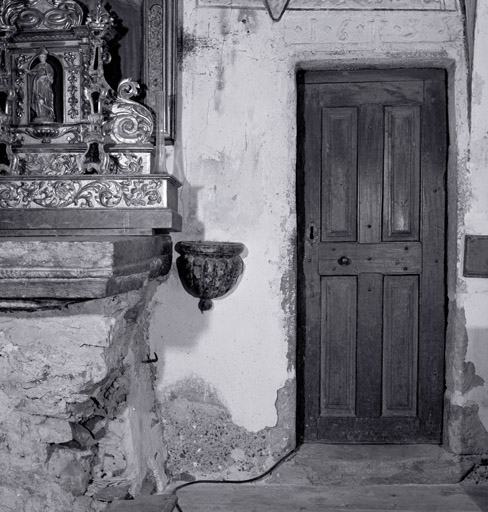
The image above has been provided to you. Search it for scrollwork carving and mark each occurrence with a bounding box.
[0,178,164,209]
[106,79,154,145]
[108,153,144,175]
[16,153,84,176]
[1,0,83,31]
[44,2,84,29]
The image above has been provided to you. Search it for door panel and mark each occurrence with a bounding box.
[322,108,358,241]
[298,69,447,444]
[382,275,419,417]
[320,276,357,417]
[383,106,421,240]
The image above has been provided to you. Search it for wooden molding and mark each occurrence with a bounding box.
[143,0,177,143]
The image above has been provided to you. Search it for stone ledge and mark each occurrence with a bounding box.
[0,235,172,307]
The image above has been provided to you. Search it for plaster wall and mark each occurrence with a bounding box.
[446,0,488,454]
[151,0,487,481]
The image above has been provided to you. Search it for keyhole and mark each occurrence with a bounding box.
[310,225,315,240]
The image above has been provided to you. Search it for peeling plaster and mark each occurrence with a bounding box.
[280,232,297,373]
[444,303,488,453]
[446,403,488,455]
[461,362,485,394]
[161,376,295,481]
[445,304,485,396]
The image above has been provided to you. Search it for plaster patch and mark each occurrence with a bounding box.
[446,403,488,455]
[444,303,485,395]
[464,460,488,484]
[180,31,217,60]
[280,233,297,373]
[461,361,485,394]
[472,72,486,107]
[237,9,259,34]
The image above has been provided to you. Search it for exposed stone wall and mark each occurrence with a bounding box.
[0,287,167,511]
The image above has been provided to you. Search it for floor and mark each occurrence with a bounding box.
[176,482,488,511]
[174,445,488,512]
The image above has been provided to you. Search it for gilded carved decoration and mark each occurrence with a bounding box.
[107,79,154,145]
[0,0,180,231]
[10,151,148,176]
[0,178,165,209]
[143,0,176,142]
[0,0,84,31]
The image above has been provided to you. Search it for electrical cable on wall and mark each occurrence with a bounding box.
[171,445,299,511]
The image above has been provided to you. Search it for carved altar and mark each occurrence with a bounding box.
[0,0,179,304]
[0,0,180,235]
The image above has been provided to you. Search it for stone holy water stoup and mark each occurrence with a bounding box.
[175,241,245,313]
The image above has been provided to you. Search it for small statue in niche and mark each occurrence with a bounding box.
[29,49,55,123]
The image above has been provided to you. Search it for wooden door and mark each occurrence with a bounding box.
[298,70,446,443]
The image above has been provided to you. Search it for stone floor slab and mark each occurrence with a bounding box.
[177,483,488,512]
[107,494,177,512]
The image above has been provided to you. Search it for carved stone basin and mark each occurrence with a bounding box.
[175,241,245,312]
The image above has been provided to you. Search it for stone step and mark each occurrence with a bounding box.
[106,494,178,512]
[264,444,479,486]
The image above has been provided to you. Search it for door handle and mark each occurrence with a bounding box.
[338,256,351,266]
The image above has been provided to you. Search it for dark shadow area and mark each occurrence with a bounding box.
[104,1,143,92]
[0,143,10,172]
[295,70,307,445]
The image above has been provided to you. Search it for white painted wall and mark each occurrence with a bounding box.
[456,0,488,433]
[149,0,488,471]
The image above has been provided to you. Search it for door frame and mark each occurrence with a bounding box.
[296,68,448,444]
